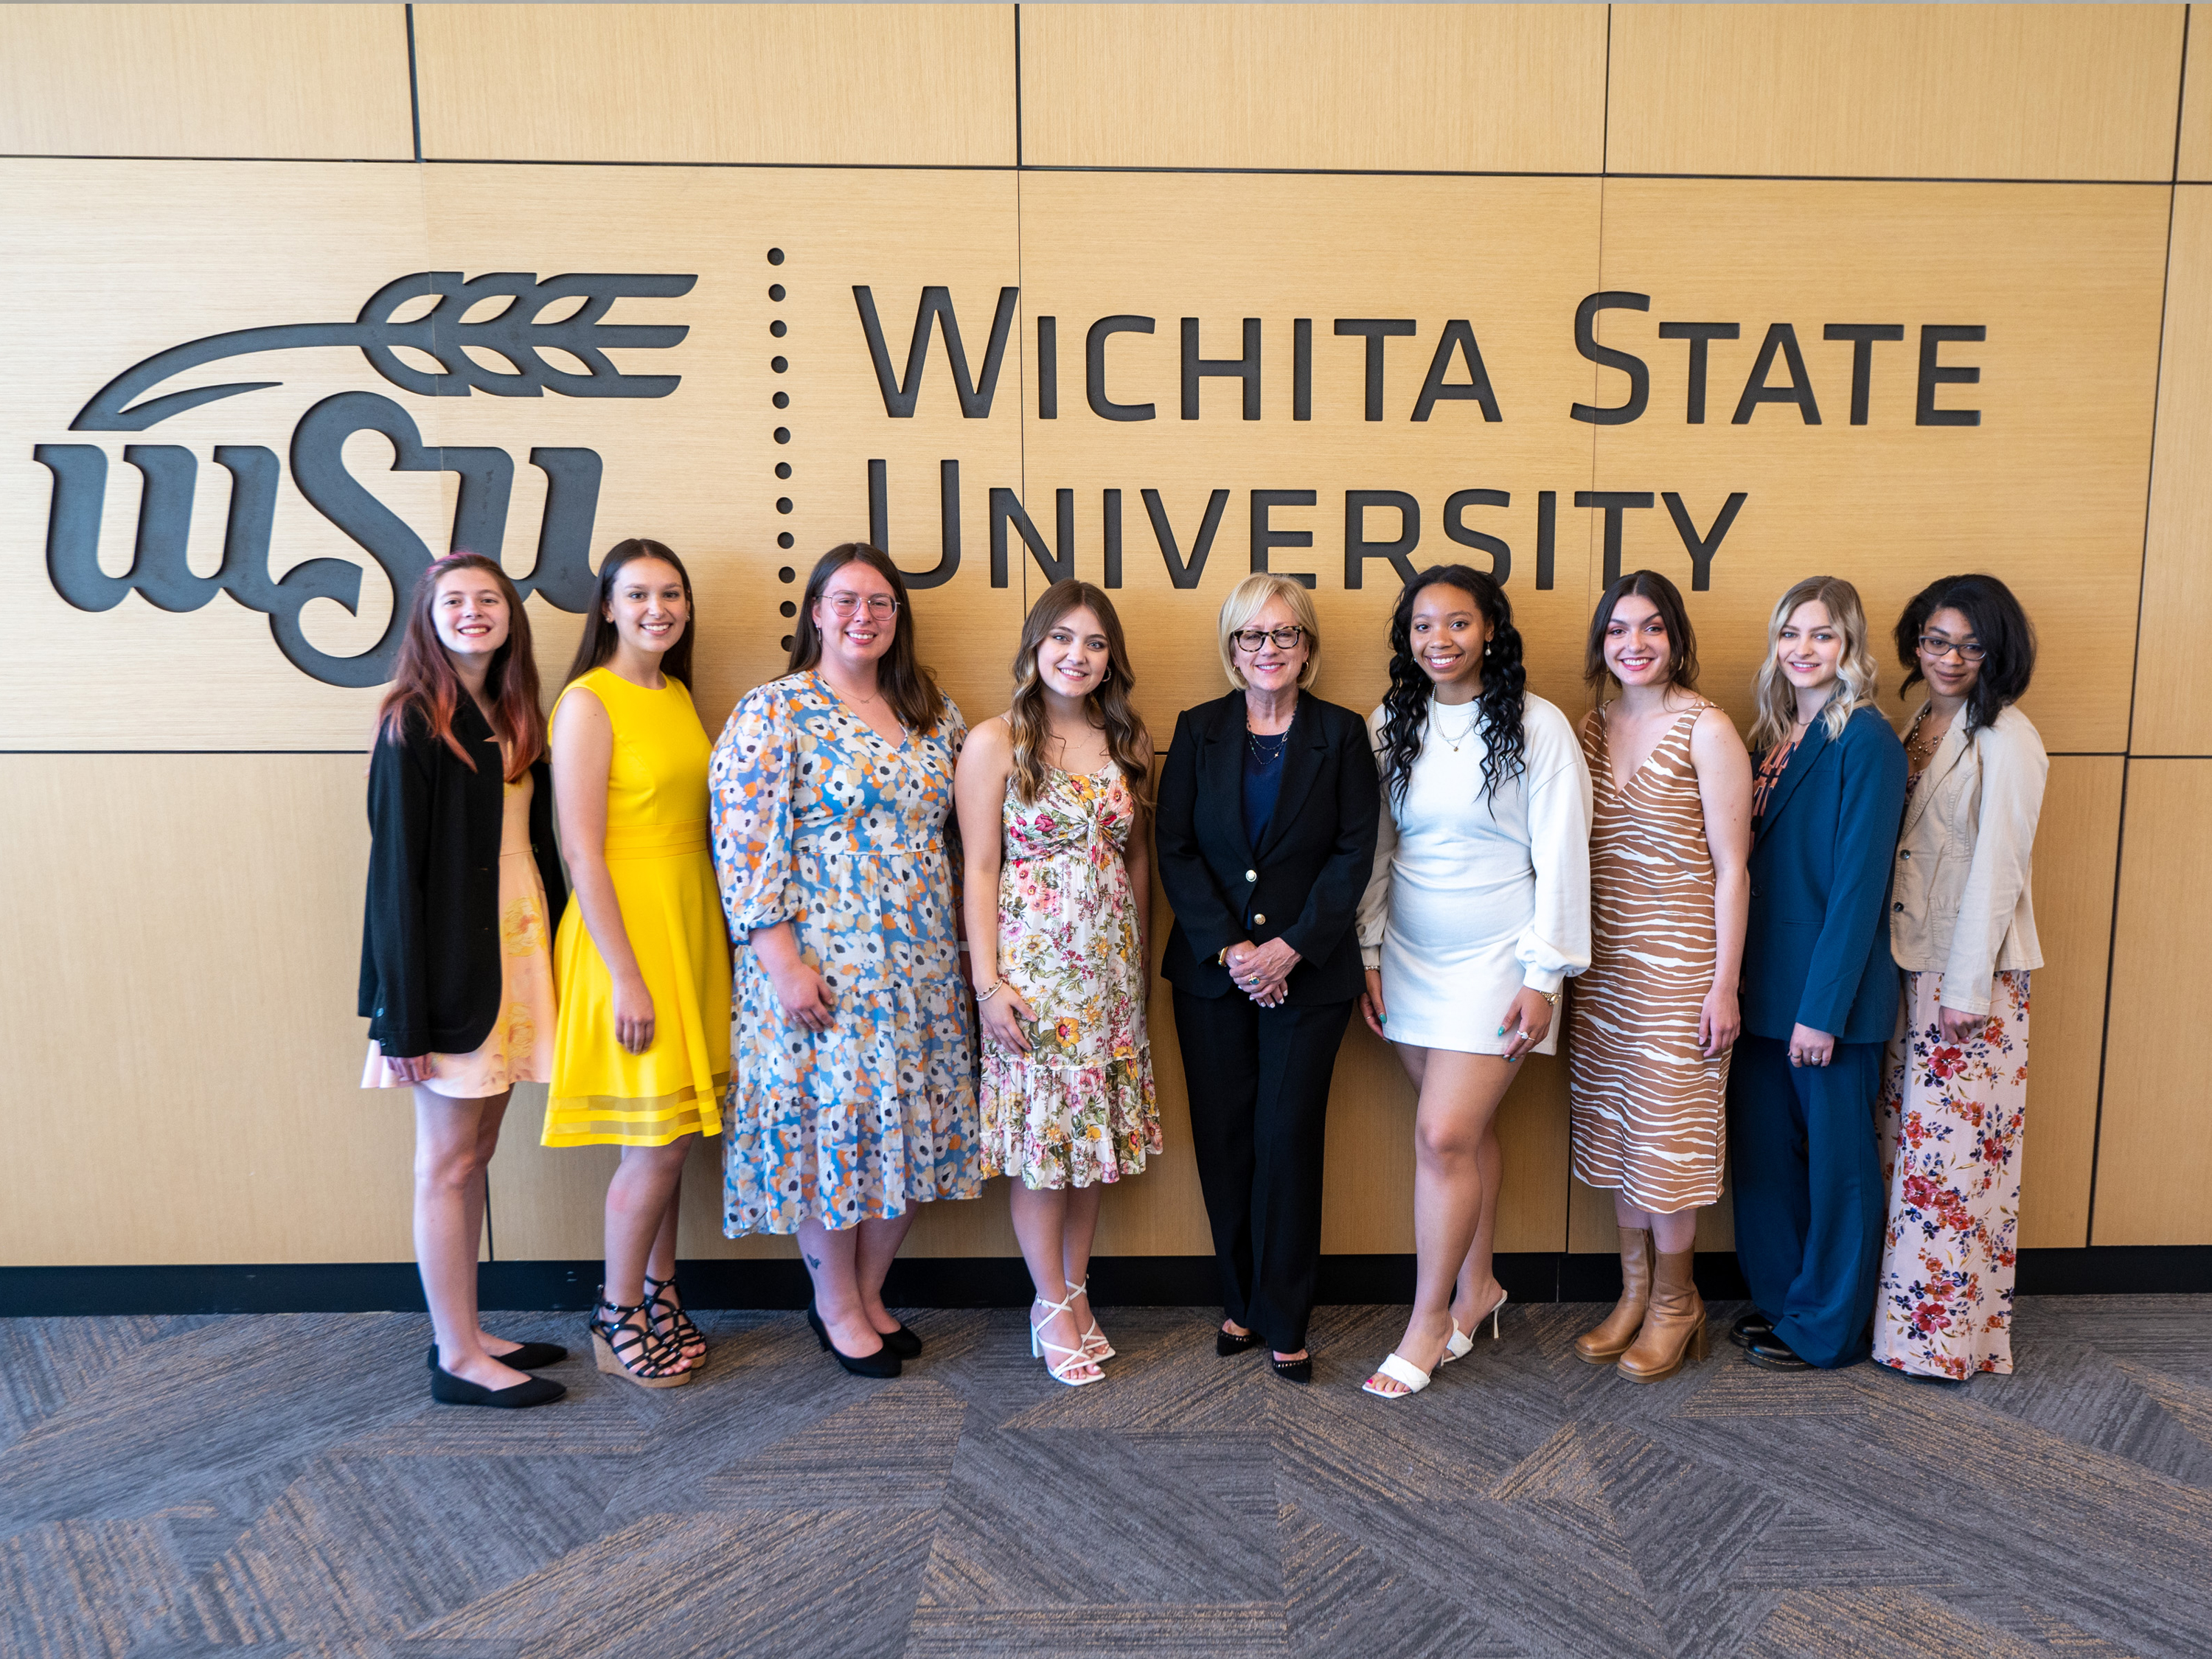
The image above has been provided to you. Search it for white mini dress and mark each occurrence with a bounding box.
[1356,695,1593,1056]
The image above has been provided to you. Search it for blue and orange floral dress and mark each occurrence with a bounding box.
[979,765,1160,1190]
[709,672,981,1235]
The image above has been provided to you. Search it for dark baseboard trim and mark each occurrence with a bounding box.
[4,1247,2206,1317]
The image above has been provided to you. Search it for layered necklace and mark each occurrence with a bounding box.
[1432,700,1482,753]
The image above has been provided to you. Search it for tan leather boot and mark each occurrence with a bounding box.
[1573,1228,1653,1365]
[1617,1248,1709,1382]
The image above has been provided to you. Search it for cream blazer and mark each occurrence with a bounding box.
[1888,701,2047,1015]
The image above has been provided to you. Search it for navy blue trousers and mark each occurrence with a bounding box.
[1728,1033,1885,1368]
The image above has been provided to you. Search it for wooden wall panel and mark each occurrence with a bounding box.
[2182,7,2212,181]
[2131,187,2212,754]
[1589,181,2168,755]
[413,3,1014,166]
[0,4,412,160]
[2094,759,2212,1245]
[1607,4,2187,181]
[0,755,414,1265]
[1020,3,1606,173]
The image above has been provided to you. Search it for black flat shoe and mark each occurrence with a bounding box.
[1743,1332,1812,1371]
[807,1302,902,1379]
[880,1323,923,1360]
[1217,1326,1263,1357]
[1727,1312,1775,1350]
[430,1362,566,1408]
[1270,1354,1312,1384]
[426,1340,567,1371]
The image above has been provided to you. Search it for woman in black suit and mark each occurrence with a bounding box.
[1156,573,1381,1382]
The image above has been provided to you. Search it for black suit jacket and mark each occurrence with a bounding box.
[1156,691,1380,1006]
[358,697,568,1059]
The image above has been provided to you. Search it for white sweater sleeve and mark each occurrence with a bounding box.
[1516,699,1594,995]
[1356,706,1394,970]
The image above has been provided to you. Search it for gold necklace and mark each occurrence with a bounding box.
[1433,702,1481,752]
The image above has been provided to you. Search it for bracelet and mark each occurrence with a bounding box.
[975,981,1003,1003]
[1530,987,1560,1007]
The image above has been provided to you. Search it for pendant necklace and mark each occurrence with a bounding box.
[1433,702,1481,753]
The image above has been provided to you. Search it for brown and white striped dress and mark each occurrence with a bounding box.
[1568,702,1728,1213]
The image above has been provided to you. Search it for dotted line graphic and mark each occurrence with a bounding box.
[769,246,796,651]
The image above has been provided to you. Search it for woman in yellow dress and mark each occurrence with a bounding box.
[547,538,731,1388]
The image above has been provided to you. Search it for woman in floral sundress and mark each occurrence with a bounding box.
[955,580,1158,1388]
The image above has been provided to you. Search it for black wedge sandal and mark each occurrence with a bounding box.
[644,1273,708,1373]
[588,1297,692,1389]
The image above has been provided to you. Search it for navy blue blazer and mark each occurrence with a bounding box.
[1742,703,1907,1046]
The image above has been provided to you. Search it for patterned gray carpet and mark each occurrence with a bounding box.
[4,1295,2208,1658]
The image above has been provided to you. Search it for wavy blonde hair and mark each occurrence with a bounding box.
[1006,580,1153,811]
[1216,572,1321,690]
[1749,574,1881,751]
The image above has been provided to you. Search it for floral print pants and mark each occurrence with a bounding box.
[1874,969,2029,1379]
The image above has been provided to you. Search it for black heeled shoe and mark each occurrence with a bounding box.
[429,1360,566,1408]
[426,1340,567,1372]
[806,1301,901,1378]
[1217,1324,1263,1357]
[644,1273,708,1373]
[1270,1352,1313,1384]
[588,1297,692,1389]
[880,1322,923,1360]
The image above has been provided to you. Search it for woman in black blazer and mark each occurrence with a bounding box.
[361,553,570,1410]
[1156,573,1381,1381]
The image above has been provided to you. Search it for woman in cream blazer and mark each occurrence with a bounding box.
[1877,574,2045,1382]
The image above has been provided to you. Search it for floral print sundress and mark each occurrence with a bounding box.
[981,765,1160,1190]
[709,672,981,1235]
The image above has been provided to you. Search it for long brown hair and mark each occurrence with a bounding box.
[1585,568,1700,700]
[375,552,543,782]
[1006,580,1153,812]
[787,543,947,734]
[564,538,698,689]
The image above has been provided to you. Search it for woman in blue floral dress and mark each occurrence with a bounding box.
[709,543,980,1379]
[954,580,1158,1387]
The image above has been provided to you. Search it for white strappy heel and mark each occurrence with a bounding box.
[1068,1277,1114,1361]
[1439,1289,1507,1366]
[1362,1351,1434,1398]
[1031,1294,1105,1387]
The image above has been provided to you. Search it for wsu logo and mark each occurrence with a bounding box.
[33,271,695,685]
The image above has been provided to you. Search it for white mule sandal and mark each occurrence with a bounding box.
[1361,1351,1435,1398]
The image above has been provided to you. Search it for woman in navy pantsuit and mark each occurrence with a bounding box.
[1729,576,1907,1371]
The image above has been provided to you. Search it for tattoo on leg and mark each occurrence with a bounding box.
[804,1253,821,1270]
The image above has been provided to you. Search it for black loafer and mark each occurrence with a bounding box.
[1743,1332,1812,1371]
[430,1362,566,1408]
[1727,1312,1775,1350]
[427,1340,568,1371]
[1270,1354,1312,1384]
[1217,1327,1263,1357]
[880,1324,923,1360]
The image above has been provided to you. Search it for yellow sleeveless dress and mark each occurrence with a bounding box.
[543,667,730,1147]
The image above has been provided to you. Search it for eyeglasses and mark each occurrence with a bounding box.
[1231,625,1307,652]
[824,592,899,619]
[1916,635,1986,662]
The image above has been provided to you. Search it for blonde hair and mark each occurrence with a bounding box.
[1216,573,1321,690]
[1749,575,1881,751]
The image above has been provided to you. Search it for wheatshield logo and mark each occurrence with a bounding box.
[33,271,696,686]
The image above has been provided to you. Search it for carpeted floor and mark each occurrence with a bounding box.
[4,1295,2209,1658]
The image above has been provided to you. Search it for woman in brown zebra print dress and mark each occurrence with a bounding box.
[1567,571,1751,1382]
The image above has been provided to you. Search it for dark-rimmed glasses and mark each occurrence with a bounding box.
[1231,625,1307,652]
[1916,634,1986,662]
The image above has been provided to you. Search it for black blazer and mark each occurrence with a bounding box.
[358,698,567,1060]
[1156,691,1380,1006]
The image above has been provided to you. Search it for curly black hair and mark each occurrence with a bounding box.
[1893,572,2036,736]
[1379,564,1528,811]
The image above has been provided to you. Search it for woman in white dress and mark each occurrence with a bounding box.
[1356,566,1593,1398]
